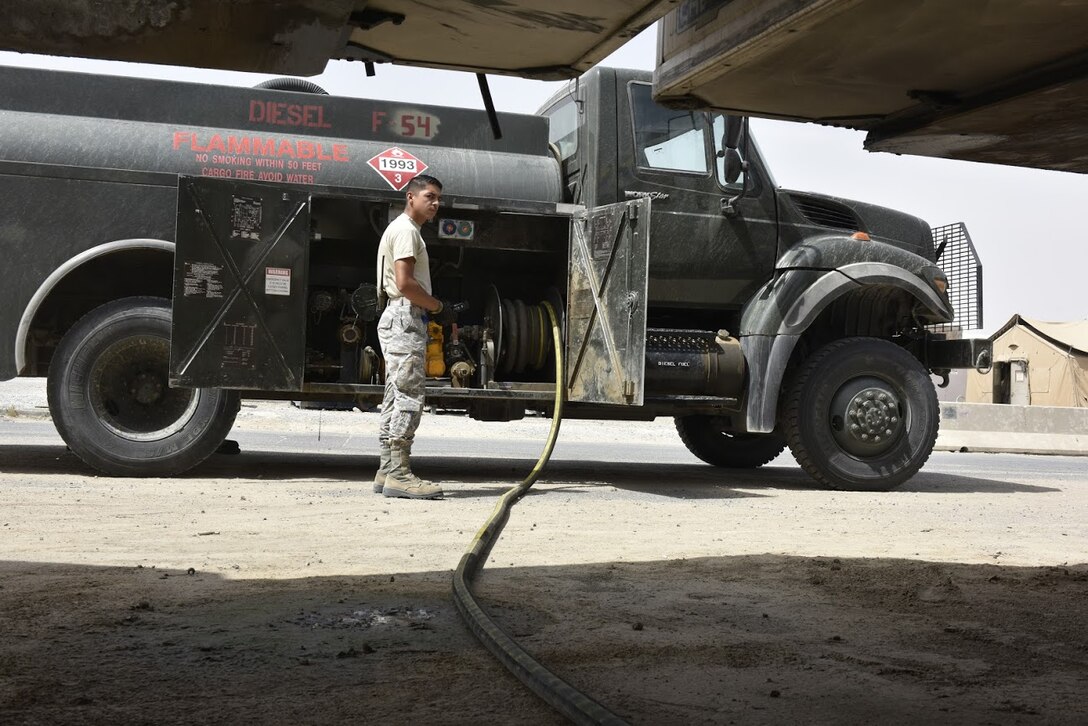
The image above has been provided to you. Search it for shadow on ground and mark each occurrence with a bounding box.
[2,556,1085,725]
[0,439,1057,497]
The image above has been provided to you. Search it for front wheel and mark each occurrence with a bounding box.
[47,297,240,477]
[782,337,938,491]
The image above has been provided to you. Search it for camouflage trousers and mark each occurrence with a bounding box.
[377,301,427,449]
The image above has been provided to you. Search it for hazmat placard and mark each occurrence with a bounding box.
[367,146,428,191]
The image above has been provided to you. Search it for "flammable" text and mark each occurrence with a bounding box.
[173,132,348,162]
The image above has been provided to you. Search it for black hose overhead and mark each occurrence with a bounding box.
[476,73,503,140]
[451,301,628,726]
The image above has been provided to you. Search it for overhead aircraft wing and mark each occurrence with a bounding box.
[7,1,1086,172]
[653,0,1088,173]
[1,1,671,79]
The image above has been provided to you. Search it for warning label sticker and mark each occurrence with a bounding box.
[231,195,263,240]
[182,261,224,299]
[222,322,257,369]
[367,147,428,191]
[265,267,291,296]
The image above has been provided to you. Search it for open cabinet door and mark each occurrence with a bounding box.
[566,198,650,405]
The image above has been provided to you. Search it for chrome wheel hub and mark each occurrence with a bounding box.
[829,377,905,456]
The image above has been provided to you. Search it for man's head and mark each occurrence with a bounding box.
[404,174,442,225]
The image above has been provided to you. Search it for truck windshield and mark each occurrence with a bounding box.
[630,83,708,174]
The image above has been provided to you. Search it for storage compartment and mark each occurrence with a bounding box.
[172,177,571,407]
[301,195,571,395]
[172,179,740,419]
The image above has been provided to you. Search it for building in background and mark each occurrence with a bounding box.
[967,316,1088,407]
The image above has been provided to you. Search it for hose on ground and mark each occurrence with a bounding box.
[451,301,628,726]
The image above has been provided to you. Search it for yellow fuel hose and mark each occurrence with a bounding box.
[451,301,628,726]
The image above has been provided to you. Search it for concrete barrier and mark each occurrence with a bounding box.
[937,402,1088,456]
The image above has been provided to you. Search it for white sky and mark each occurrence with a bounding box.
[2,26,1085,335]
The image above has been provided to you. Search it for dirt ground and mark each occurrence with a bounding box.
[1,402,1086,724]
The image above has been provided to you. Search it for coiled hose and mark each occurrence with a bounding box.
[451,300,628,725]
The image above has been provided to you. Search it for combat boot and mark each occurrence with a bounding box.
[382,447,443,499]
[373,446,391,493]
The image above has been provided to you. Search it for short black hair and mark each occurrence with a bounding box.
[406,174,442,193]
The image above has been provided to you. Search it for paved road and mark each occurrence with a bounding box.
[2,415,1083,483]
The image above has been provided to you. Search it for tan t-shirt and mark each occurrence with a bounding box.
[376,212,431,300]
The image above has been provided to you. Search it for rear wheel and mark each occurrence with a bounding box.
[782,337,938,491]
[675,415,787,468]
[47,297,240,476]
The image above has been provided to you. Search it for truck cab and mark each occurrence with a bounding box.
[544,67,780,318]
[539,69,984,484]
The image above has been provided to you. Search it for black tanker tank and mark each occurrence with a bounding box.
[0,65,564,204]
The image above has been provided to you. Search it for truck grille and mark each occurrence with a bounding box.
[929,222,983,332]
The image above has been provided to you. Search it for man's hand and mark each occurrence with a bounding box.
[430,300,458,325]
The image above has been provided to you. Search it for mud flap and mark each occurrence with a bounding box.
[170,176,311,391]
[566,198,650,405]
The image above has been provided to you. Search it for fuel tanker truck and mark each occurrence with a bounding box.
[0,64,990,489]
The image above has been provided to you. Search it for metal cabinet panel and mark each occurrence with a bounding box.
[171,177,310,391]
[566,198,650,405]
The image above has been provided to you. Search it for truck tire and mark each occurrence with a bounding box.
[46,297,240,477]
[782,337,938,491]
[674,416,787,468]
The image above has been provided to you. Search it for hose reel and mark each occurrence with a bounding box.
[484,284,565,378]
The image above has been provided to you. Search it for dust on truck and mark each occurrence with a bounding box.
[0,65,989,490]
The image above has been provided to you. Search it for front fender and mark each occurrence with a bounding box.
[741,262,952,337]
[738,239,953,434]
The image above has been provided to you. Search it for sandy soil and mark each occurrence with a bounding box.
[1,396,1086,724]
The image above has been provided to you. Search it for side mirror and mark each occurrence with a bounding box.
[720,115,750,217]
[723,115,743,150]
[722,148,744,184]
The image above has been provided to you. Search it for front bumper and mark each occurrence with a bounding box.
[925,337,992,371]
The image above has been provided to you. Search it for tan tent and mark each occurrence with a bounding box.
[966,316,1088,408]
